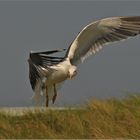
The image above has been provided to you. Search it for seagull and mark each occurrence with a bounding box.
[28,16,140,107]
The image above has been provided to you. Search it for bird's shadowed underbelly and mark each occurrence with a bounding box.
[47,70,68,84]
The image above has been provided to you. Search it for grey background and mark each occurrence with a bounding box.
[0,0,140,107]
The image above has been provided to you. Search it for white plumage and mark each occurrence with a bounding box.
[28,16,140,107]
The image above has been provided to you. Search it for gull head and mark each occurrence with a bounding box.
[68,65,77,79]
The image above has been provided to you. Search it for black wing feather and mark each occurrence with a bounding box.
[28,59,40,90]
[28,49,65,90]
[30,49,65,67]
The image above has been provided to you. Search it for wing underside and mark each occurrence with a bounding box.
[65,16,140,64]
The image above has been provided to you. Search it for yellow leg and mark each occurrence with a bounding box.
[52,84,57,104]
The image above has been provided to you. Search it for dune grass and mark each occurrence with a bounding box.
[0,95,140,139]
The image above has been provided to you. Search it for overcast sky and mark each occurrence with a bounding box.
[0,0,140,107]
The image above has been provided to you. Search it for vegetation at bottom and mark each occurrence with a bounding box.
[0,94,140,139]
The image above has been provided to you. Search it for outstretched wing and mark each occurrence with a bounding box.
[65,16,140,64]
[28,49,65,90]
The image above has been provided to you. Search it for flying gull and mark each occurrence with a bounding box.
[28,16,140,107]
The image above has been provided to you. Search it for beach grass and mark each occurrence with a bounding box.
[0,94,140,139]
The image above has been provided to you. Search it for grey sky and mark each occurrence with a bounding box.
[0,0,140,107]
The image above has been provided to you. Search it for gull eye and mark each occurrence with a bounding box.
[73,70,77,76]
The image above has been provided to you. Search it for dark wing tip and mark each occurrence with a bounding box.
[32,49,66,55]
[121,16,140,22]
[28,60,40,90]
[29,49,65,67]
[28,51,42,90]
